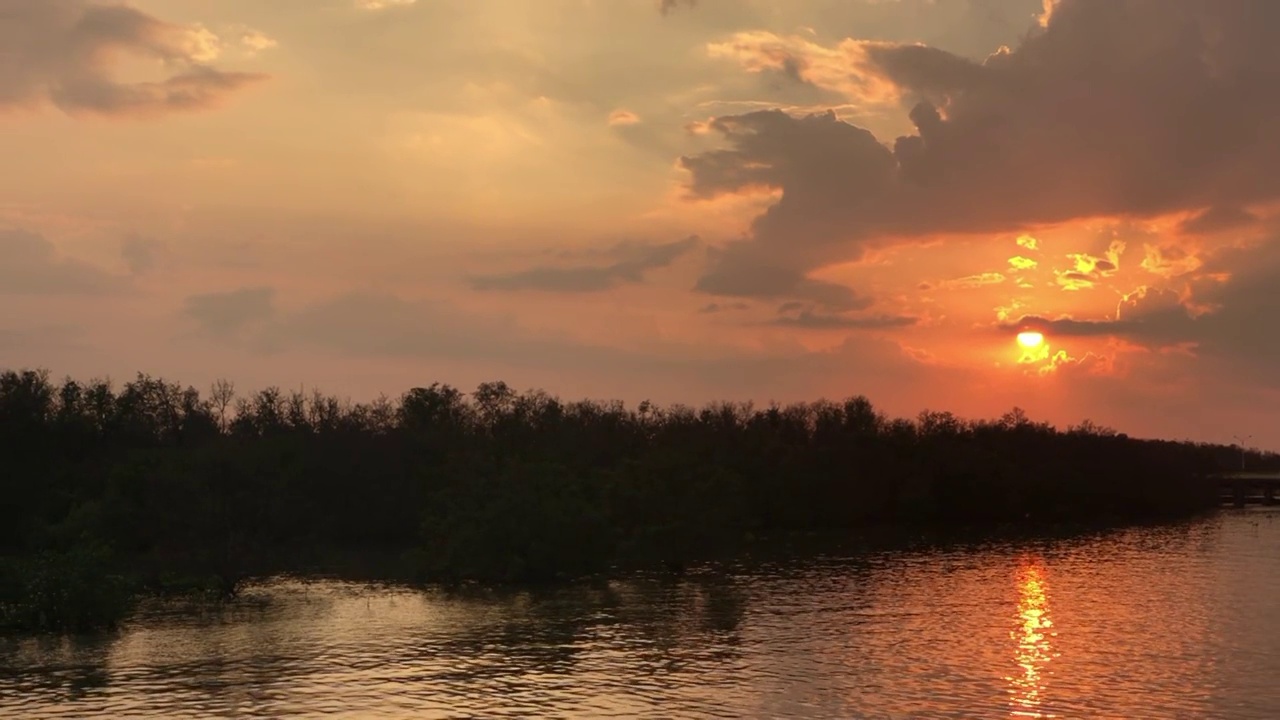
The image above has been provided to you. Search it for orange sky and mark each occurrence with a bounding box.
[4,0,1280,448]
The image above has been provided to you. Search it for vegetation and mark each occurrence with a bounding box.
[1,367,1271,632]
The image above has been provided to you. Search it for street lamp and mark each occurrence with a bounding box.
[1233,434,1253,471]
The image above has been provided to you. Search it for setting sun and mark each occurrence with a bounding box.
[1017,331,1046,349]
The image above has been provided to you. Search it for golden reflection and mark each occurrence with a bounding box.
[1007,560,1055,718]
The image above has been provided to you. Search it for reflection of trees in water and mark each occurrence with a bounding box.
[0,634,113,702]
[97,583,358,716]
[602,572,748,667]
[417,572,749,681]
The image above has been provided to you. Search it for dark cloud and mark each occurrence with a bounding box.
[0,228,126,295]
[120,235,164,275]
[470,236,698,293]
[269,291,476,358]
[183,287,276,337]
[684,0,1280,305]
[698,301,750,314]
[1181,239,1280,385]
[0,0,267,117]
[1001,286,1192,340]
[1178,206,1259,236]
[1002,315,1141,338]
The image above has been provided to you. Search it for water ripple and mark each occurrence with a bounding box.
[3,510,1279,718]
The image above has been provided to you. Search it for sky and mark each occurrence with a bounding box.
[3,0,1280,448]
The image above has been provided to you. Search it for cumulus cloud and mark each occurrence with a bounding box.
[0,228,126,295]
[0,0,268,117]
[470,236,698,293]
[683,0,1280,307]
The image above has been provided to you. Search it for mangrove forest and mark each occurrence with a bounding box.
[0,367,1271,632]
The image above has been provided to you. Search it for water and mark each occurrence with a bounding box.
[3,510,1279,719]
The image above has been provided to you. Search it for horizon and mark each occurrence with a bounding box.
[5,0,1280,451]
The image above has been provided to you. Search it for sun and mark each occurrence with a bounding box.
[1017,331,1045,349]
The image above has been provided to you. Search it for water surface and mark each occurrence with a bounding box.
[3,510,1279,718]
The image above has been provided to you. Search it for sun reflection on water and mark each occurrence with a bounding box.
[1007,560,1056,718]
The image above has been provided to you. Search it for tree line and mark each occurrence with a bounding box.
[1,368,1268,631]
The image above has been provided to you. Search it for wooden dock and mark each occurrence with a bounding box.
[1217,471,1280,506]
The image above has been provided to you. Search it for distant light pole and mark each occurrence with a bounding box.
[1233,434,1253,471]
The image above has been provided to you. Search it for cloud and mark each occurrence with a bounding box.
[1035,348,1114,378]
[0,228,126,295]
[470,236,698,293]
[183,287,276,338]
[658,0,696,16]
[0,0,268,117]
[699,302,750,314]
[681,109,896,306]
[1054,240,1125,290]
[1009,256,1037,270]
[1172,238,1280,385]
[1005,314,1144,338]
[120,235,164,275]
[996,283,1259,389]
[938,272,1006,290]
[683,0,1280,306]
[195,286,931,405]
[695,255,870,311]
[706,32,906,107]
[231,27,278,56]
[1000,283,1200,344]
[771,307,919,331]
[607,108,641,126]
[1140,244,1204,279]
[1177,206,1259,236]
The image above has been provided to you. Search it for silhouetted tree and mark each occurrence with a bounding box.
[0,363,1263,627]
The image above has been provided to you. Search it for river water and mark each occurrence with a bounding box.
[2,510,1278,719]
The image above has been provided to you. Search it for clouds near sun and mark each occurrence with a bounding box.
[8,0,1280,446]
[683,0,1280,326]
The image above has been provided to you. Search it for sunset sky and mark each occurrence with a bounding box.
[4,0,1280,447]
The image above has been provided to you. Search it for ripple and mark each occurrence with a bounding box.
[3,510,1279,718]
